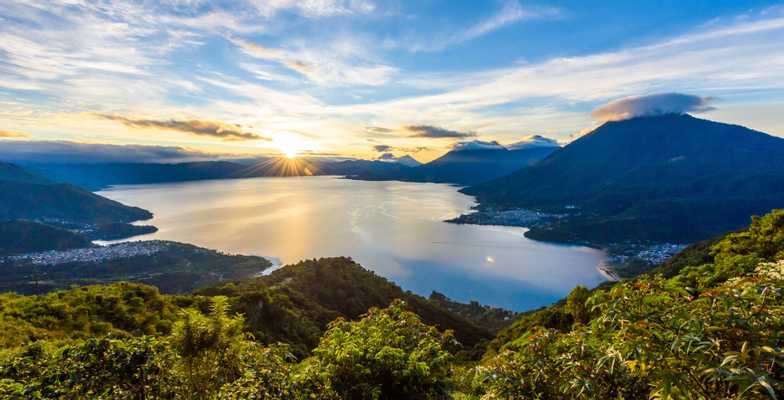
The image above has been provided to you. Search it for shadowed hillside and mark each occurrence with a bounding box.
[464,114,784,245]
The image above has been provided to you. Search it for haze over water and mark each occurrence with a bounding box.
[100,176,607,310]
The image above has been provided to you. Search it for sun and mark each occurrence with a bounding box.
[274,134,305,158]
[282,146,298,159]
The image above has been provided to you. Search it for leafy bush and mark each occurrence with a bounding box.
[311,299,455,400]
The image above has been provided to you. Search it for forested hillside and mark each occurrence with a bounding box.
[1,211,782,398]
[198,257,496,355]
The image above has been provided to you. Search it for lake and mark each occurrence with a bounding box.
[99,176,608,311]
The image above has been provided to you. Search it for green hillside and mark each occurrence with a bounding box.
[197,257,496,356]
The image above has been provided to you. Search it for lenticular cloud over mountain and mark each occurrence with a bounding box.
[591,93,715,122]
[451,140,506,152]
[507,135,560,150]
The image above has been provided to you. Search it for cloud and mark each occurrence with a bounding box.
[0,130,29,138]
[230,36,396,86]
[507,134,560,150]
[460,1,558,42]
[405,125,477,138]
[407,1,561,52]
[254,0,376,18]
[338,7,784,136]
[591,93,715,121]
[373,144,392,152]
[377,152,396,160]
[97,114,271,141]
[0,140,235,164]
[364,126,397,138]
[451,140,505,152]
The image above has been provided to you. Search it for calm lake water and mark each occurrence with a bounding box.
[100,176,607,310]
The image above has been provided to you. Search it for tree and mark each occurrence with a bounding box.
[565,285,591,325]
[169,296,249,399]
[311,299,455,400]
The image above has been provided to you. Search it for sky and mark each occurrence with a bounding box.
[1,0,783,162]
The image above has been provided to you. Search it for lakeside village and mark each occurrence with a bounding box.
[449,207,686,272]
[2,242,167,266]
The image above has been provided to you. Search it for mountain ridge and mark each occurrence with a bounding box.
[462,114,784,245]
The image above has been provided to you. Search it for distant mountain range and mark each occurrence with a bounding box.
[0,162,152,226]
[26,157,417,190]
[352,138,560,185]
[463,114,784,244]
[20,136,559,189]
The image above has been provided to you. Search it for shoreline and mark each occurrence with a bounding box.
[446,207,687,278]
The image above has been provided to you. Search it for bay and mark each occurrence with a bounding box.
[100,176,608,310]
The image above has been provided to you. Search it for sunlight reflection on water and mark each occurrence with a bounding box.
[100,176,608,311]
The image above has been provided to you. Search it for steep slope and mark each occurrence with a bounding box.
[464,114,784,243]
[0,220,92,256]
[0,162,153,224]
[0,179,152,224]
[0,162,51,184]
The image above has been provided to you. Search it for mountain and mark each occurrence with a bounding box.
[463,114,784,244]
[0,220,93,256]
[0,162,152,225]
[376,153,423,167]
[0,162,51,184]
[30,160,257,190]
[354,139,559,185]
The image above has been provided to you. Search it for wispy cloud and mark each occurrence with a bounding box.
[405,125,477,138]
[460,1,558,42]
[0,129,29,138]
[254,0,376,18]
[337,7,784,137]
[1,1,783,161]
[0,140,238,163]
[230,36,397,86]
[592,93,715,122]
[97,114,271,141]
[406,1,560,52]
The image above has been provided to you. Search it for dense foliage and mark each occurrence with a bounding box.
[0,283,178,347]
[470,210,784,399]
[1,211,783,398]
[0,298,453,399]
[199,257,494,356]
[312,300,455,399]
